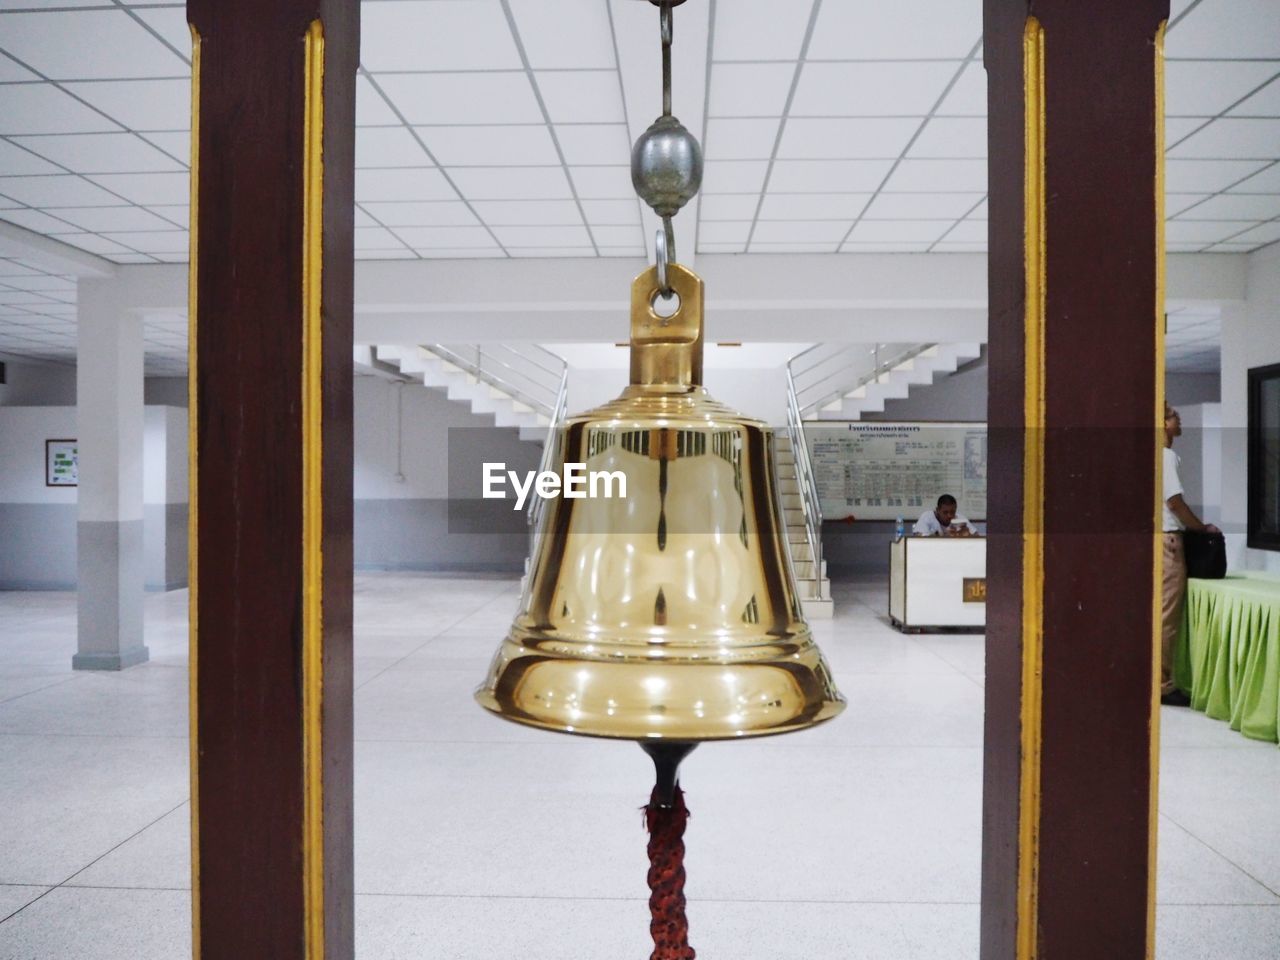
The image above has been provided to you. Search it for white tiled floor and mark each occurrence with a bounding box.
[1,574,1278,959]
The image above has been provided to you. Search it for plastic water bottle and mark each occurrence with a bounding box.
[895,515,904,541]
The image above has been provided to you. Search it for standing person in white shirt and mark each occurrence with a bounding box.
[1161,403,1220,707]
[913,494,972,537]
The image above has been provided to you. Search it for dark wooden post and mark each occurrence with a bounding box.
[982,1,1169,957]
[185,2,357,957]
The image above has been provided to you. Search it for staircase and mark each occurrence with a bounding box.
[356,343,566,443]
[814,343,982,420]
[775,432,832,619]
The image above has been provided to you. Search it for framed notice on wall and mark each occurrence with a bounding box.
[46,439,78,487]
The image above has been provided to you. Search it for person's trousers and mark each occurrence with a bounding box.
[1161,532,1187,695]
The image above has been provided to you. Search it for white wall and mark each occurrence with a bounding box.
[1220,244,1280,573]
[0,406,78,505]
[0,357,76,407]
[1174,403,1221,520]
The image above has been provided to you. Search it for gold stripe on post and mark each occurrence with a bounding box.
[186,23,202,960]
[301,18,326,960]
[1147,19,1169,960]
[1017,15,1047,960]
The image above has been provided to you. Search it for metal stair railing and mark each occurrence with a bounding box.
[789,341,937,417]
[425,342,565,419]
[784,364,825,601]
[526,363,569,549]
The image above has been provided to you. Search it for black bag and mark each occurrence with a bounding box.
[1183,529,1227,580]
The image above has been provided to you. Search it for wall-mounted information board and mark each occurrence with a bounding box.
[806,421,987,521]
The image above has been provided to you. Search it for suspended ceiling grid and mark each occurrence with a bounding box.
[0,0,1276,372]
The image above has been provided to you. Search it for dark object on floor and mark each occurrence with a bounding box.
[1161,689,1192,708]
[1184,529,1227,580]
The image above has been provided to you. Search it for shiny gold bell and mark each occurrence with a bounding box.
[476,263,844,741]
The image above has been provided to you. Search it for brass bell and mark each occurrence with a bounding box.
[476,262,844,741]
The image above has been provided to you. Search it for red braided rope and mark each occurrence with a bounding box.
[644,785,695,960]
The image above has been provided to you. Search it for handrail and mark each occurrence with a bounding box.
[784,364,824,601]
[527,364,570,542]
[793,342,936,416]
[425,343,557,416]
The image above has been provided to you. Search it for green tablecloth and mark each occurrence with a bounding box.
[1175,571,1280,744]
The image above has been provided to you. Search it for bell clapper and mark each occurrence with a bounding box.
[641,740,698,809]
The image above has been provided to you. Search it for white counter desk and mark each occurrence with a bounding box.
[889,536,986,632]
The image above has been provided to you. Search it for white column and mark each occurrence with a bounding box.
[74,277,148,669]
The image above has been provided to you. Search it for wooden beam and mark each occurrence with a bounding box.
[982,1,1169,957]
[185,1,357,956]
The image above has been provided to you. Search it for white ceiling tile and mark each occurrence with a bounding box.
[793,62,957,117]
[932,241,987,252]
[1227,220,1280,244]
[0,83,119,135]
[589,224,641,246]
[354,206,376,227]
[708,63,796,118]
[969,198,988,218]
[101,230,187,254]
[471,199,581,225]
[360,200,479,227]
[699,222,751,244]
[46,205,176,232]
[148,252,187,263]
[568,165,633,199]
[492,224,591,247]
[840,242,932,253]
[768,159,893,192]
[508,0,615,69]
[1210,240,1273,252]
[140,132,189,164]
[355,167,456,203]
[0,261,42,276]
[1167,158,1271,192]
[449,166,571,200]
[420,125,558,166]
[597,246,645,258]
[943,220,987,242]
[809,0,980,60]
[936,62,986,117]
[1167,194,1214,217]
[752,220,851,243]
[0,51,38,82]
[356,127,432,168]
[61,78,190,131]
[375,73,542,125]
[1229,76,1280,117]
[1167,118,1208,147]
[0,174,121,206]
[0,208,77,233]
[554,124,630,166]
[0,11,188,79]
[411,247,504,259]
[1228,162,1280,193]
[701,194,761,220]
[778,118,918,159]
[1168,119,1280,159]
[357,75,402,127]
[13,133,182,173]
[1175,193,1280,220]
[354,226,405,251]
[700,160,769,194]
[88,171,187,205]
[0,274,71,291]
[0,140,61,176]
[705,118,780,160]
[1166,61,1279,117]
[749,242,838,253]
[393,225,497,248]
[356,249,418,260]
[507,247,595,258]
[361,1,521,71]
[847,220,952,242]
[884,158,987,192]
[863,192,984,219]
[907,117,985,158]
[1165,219,1257,242]
[52,232,137,255]
[535,71,624,123]
[713,0,813,61]
[130,7,190,59]
[581,198,640,224]
[759,193,870,220]
[1166,0,1280,58]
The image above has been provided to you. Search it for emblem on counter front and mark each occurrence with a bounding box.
[963,578,987,603]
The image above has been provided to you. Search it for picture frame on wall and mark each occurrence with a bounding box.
[46,439,78,487]
[1247,362,1280,551]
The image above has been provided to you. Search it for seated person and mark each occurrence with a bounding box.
[913,494,972,537]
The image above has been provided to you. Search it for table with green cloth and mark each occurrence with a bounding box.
[1175,571,1280,744]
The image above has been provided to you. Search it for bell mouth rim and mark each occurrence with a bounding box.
[474,688,845,743]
